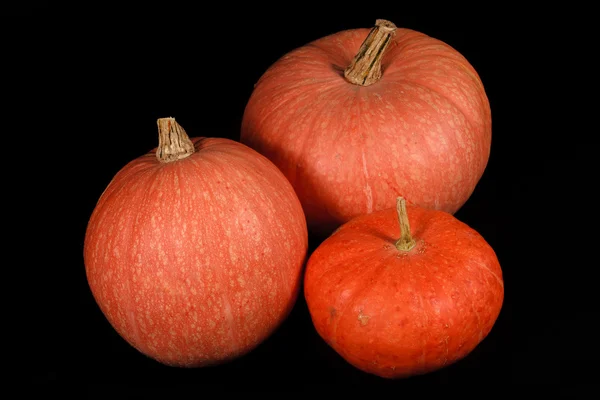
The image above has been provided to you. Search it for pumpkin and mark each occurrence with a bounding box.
[240,19,492,237]
[83,118,308,367]
[303,197,503,378]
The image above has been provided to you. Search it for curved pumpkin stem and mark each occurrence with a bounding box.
[344,19,397,86]
[395,197,416,252]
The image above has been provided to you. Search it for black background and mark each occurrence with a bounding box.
[8,1,594,394]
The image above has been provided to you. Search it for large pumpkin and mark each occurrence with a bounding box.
[83,118,308,367]
[304,197,503,378]
[241,19,492,237]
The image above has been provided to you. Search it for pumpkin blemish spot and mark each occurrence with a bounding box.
[358,310,370,326]
[329,307,337,320]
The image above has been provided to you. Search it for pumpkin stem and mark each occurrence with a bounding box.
[395,197,416,252]
[156,117,195,163]
[344,19,397,86]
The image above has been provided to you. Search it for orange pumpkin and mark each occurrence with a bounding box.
[241,20,492,237]
[84,118,308,367]
[304,197,503,378]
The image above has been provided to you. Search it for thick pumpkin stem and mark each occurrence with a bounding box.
[344,19,397,86]
[395,197,416,252]
[156,117,195,163]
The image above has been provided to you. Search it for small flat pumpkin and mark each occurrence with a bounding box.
[304,197,503,378]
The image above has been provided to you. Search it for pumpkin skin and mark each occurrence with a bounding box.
[303,201,503,378]
[84,129,308,367]
[241,23,491,237]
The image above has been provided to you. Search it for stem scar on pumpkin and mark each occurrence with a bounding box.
[395,197,416,252]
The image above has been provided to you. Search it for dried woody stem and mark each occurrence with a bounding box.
[156,117,195,163]
[395,197,416,252]
[344,19,397,86]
